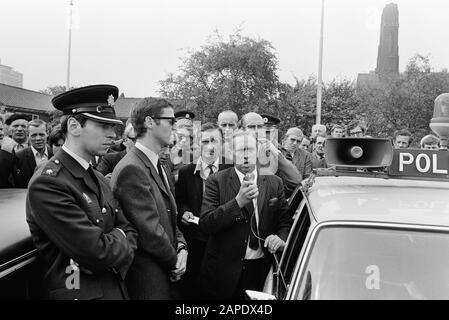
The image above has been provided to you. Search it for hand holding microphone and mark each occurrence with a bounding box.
[235,172,258,208]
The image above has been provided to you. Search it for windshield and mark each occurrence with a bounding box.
[295,226,449,300]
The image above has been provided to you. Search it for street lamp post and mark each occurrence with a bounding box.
[316,0,325,125]
[66,0,73,92]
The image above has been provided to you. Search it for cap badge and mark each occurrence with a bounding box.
[264,117,268,123]
[107,94,115,106]
[96,106,103,113]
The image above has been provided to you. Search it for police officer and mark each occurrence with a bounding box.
[26,85,138,300]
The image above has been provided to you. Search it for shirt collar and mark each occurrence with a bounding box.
[194,157,219,174]
[135,141,159,169]
[31,145,48,158]
[234,167,258,184]
[62,145,90,170]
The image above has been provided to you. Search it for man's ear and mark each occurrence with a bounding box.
[67,117,81,137]
[144,116,153,130]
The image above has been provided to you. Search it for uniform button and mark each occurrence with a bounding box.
[54,160,60,164]
[115,209,119,213]
[96,219,100,224]
[102,208,107,214]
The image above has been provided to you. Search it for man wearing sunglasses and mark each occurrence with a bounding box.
[111,97,187,300]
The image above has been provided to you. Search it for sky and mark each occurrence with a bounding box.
[1,0,449,97]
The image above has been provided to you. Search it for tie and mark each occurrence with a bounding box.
[87,165,101,196]
[15,143,25,152]
[207,164,215,178]
[248,201,260,250]
[157,160,168,188]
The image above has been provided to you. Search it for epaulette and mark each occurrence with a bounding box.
[41,159,62,177]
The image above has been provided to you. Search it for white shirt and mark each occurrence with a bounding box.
[135,141,170,186]
[135,142,159,172]
[194,157,219,190]
[31,145,49,166]
[234,168,264,260]
[62,145,90,170]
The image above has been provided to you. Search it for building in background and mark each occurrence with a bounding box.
[0,59,23,88]
[357,3,399,87]
[0,83,52,122]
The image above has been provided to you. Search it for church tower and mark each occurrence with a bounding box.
[376,3,399,75]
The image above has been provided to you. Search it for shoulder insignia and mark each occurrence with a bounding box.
[41,160,62,177]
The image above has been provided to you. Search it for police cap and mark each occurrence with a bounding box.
[51,84,123,125]
[175,110,196,120]
[260,114,280,127]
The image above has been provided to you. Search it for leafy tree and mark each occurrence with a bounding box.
[159,31,280,122]
[357,54,449,145]
[40,85,77,96]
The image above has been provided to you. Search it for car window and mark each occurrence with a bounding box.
[294,226,449,300]
[276,199,311,299]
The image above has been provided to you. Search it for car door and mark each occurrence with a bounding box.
[271,196,312,299]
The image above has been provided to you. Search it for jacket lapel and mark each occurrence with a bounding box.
[228,168,241,199]
[132,147,170,198]
[27,148,36,171]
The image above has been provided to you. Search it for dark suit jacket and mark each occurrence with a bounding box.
[311,152,328,168]
[0,149,14,188]
[111,146,187,300]
[26,149,137,300]
[176,162,232,242]
[96,150,126,176]
[199,167,292,299]
[281,148,313,181]
[13,146,53,188]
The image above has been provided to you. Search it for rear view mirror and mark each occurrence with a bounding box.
[245,290,276,300]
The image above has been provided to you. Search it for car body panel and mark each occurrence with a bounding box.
[307,176,449,227]
[0,189,35,268]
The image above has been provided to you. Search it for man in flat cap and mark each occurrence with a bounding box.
[26,85,137,300]
[1,113,31,153]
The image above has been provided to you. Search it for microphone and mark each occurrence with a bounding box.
[243,172,255,185]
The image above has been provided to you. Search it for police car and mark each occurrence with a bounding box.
[247,137,449,300]
[0,189,40,299]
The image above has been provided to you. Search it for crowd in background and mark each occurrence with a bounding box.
[0,109,441,190]
[0,103,443,300]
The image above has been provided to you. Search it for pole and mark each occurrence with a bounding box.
[316,0,325,125]
[66,0,73,91]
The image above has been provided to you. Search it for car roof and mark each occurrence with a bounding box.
[307,176,449,228]
[0,189,34,266]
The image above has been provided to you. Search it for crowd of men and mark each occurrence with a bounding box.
[0,84,442,300]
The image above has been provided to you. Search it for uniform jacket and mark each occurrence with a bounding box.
[199,167,292,299]
[110,146,186,300]
[13,146,53,188]
[26,148,137,300]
